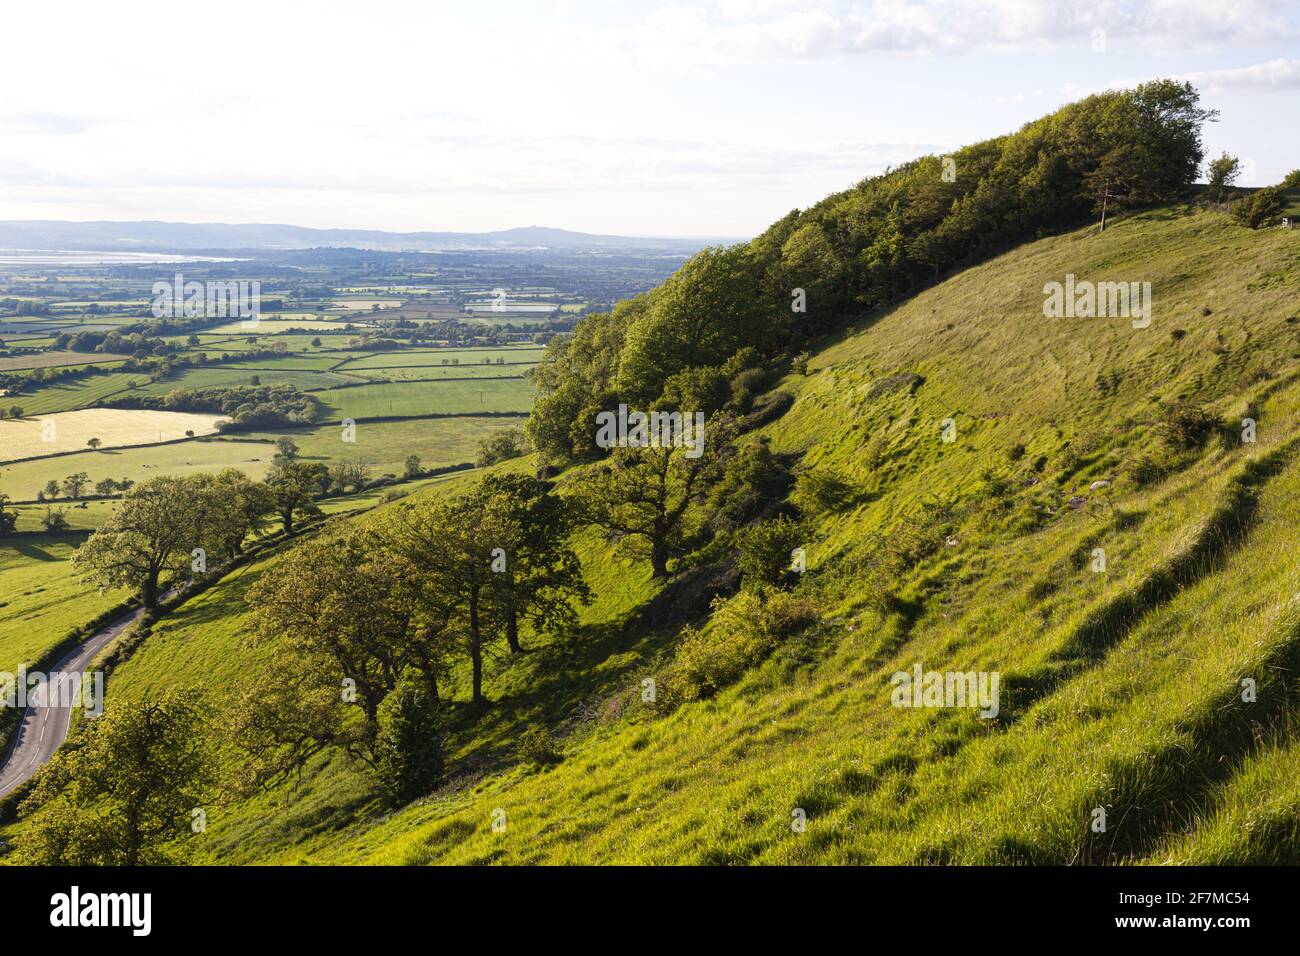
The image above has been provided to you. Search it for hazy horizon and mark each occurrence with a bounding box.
[2,0,1296,237]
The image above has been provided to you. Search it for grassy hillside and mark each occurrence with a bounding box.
[30,203,1297,865]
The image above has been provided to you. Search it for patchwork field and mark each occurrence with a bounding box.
[0,409,225,462]
[0,416,520,499]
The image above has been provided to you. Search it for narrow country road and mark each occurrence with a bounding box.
[0,604,148,798]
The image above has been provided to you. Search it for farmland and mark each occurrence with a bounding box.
[0,409,225,463]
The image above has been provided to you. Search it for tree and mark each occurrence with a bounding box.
[74,475,227,607]
[476,426,528,467]
[273,436,300,461]
[1205,152,1242,202]
[382,489,523,705]
[94,478,117,496]
[264,460,324,535]
[0,492,17,535]
[8,405,23,419]
[572,424,729,578]
[41,507,68,532]
[403,454,422,479]
[62,472,89,500]
[18,691,213,865]
[329,458,371,494]
[477,474,591,653]
[86,437,102,451]
[238,528,438,786]
[43,480,60,500]
[1281,169,1300,189]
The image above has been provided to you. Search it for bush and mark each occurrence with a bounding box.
[1155,401,1223,450]
[516,725,561,767]
[791,351,811,375]
[373,683,444,806]
[477,427,529,467]
[676,588,819,698]
[791,467,857,514]
[1232,186,1285,229]
[736,515,805,588]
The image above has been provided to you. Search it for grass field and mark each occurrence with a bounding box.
[0,351,128,371]
[0,409,224,463]
[126,366,360,397]
[3,372,149,415]
[315,378,534,419]
[0,535,126,675]
[336,347,544,369]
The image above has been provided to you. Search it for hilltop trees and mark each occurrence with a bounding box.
[527,81,1219,468]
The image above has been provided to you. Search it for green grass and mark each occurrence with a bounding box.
[8,205,1300,865]
[335,347,544,370]
[0,535,126,674]
[315,378,534,419]
[4,372,148,415]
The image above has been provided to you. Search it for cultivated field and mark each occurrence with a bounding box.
[0,409,225,462]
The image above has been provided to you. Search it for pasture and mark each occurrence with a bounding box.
[315,378,534,419]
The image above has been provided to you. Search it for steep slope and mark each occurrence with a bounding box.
[14,204,1297,865]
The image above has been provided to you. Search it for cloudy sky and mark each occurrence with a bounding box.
[1,0,1296,237]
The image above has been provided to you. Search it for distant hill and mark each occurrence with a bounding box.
[0,220,735,255]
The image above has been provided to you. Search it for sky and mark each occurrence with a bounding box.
[0,0,1297,238]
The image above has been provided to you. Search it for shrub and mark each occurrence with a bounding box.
[516,725,561,767]
[736,515,805,588]
[1126,452,1172,488]
[791,467,857,514]
[477,427,529,467]
[676,588,819,698]
[1232,186,1285,229]
[373,683,444,805]
[791,351,811,375]
[1155,402,1223,450]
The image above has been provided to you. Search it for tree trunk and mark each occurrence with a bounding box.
[142,571,159,609]
[506,608,522,654]
[469,591,484,704]
[650,540,669,578]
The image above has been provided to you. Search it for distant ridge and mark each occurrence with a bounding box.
[0,220,738,254]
